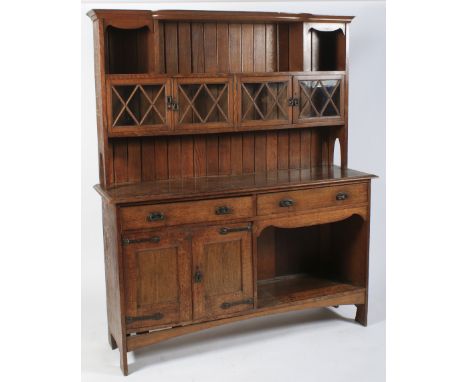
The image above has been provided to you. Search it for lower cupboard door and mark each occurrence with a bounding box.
[192,223,254,320]
[123,229,192,330]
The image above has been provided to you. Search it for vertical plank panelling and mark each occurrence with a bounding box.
[289,130,300,169]
[217,23,230,72]
[253,24,266,72]
[218,134,231,175]
[229,24,242,72]
[141,138,155,181]
[113,139,128,184]
[288,23,304,71]
[181,136,194,178]
[191,23,205,72]
[178,22,192,74]
[265,24,277,72]
[242,132,255,173]
[241,24,254,72]
[277,130,289,170]
[277,23,289,71]
[164,22,179,74]
[300,129,312,169]
[154,137,168,180]
[254,132,267,172]
[266,131,278,171]
[168,138,182,178]
[204,23,218,73]
[310,129,322,167]
[206,135,219,175]
[127,139,142,182]
[230,134,243,175]
[194,136,207,176]
[158,21,166,73]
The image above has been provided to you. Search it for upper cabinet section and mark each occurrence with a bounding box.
[88,10,351,137]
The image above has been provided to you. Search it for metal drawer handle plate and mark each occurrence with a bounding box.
[336,192,349,201]
[279,199,294,207]
[219,223,252,235]
[215,205,233,215]
[220,298,253,309]
[122,236,160,245]
[125,312,164,324]
[147,212,165,222]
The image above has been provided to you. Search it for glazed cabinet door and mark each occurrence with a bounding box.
[237,75,292,129]
[292,74,344,125]
[122,228,192,331]
[107,77,172,137]
[192,223,254,320]
[172,76,234,131]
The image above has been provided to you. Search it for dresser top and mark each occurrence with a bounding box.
[95,166,375,205]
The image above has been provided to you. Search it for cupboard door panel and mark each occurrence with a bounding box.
[192,223,254,320]
[238,75,292,129]
[293,74,344,124]
[123,229,192,330]
[173,76,234,131]
[107,77,171,137]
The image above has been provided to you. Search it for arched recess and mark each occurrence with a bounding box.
[255,212,368,308]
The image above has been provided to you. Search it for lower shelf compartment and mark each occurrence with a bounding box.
[257,274,365,309]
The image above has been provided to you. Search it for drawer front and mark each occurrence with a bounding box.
[257,183,368,216]
[121,196,254,230]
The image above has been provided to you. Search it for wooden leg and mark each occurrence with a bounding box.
[355,304,368,326]
[108,330,117,350]
[120,348,128,376]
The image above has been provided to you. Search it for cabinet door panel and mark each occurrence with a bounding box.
[192,223,253,320]
[173,76,234,131]
[238,75,292,129]
[123,229,192,330]
[107,77,172,137]
[293,74,344,124]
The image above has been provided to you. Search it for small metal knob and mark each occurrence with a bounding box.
[148,212,165,222]
[336,192,348,201]
[215,206,233,215]
[279,199,294,207]
[194,269,203,283]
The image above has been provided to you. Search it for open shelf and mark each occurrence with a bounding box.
[106,26,150,74]
[309,28,346,71]
[256,215,368,309]
[257,274,364,309]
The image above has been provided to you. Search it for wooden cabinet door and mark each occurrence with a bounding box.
[237,75,292,129]
[122,228,192,330]
[292,74,344,125]
[172,76,234,131]
[107,77,172,137]
[192,223,254,320]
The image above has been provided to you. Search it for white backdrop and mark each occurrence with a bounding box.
[82,1,385,380]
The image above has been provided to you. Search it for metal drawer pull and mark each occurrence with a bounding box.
[336,192,349,201]
[279,198,294,207]
[122,236,160,245]
[125,312,164,324]
[215,205,233,215]
[220,298,253,309]
[147,212,165,221]
[219,224,252,235]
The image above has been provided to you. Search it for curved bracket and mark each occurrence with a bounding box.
[308,22,345,34]
[253,206,368,237]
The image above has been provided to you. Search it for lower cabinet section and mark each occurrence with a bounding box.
[122,222,254,331]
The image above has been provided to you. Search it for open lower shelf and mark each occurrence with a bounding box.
[257,274,365,309]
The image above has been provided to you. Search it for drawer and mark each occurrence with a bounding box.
[120,196,254,230]
[257,183,368,216]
